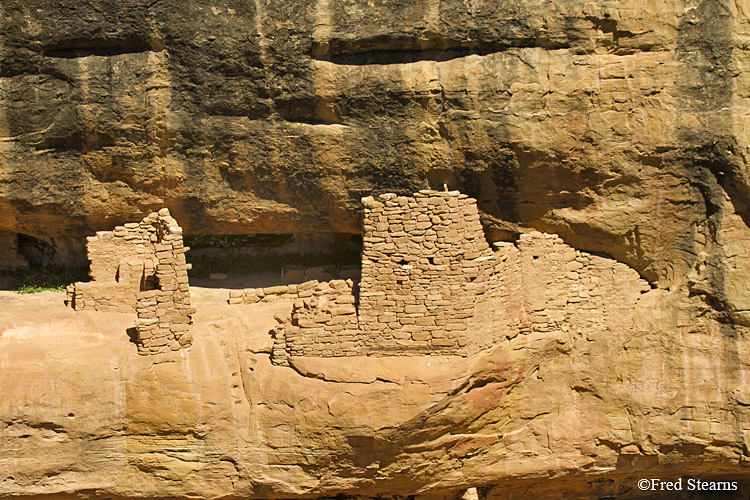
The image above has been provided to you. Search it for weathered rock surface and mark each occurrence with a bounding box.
[1,273,750,500]
[3,0,750,498]
[0,0,748,281]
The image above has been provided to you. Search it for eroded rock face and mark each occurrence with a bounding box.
[2,0,750,498]
[0,0,748,281]
[0,266,749,500]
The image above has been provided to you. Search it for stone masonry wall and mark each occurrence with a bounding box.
[514,231,650,339]
[465,232,651,351]
[228,280,325,305]
[465,241,528,352]
[357,190,494,355]
[269,191,651,363]
[271,279,358,366]
[270,190,497,362]
[227,265,361,305]
[67,213,170,312]
[133,209,194,355]
[65,209,194,354]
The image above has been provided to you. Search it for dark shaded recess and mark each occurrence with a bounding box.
[315,47,506,65]
[673,1,747,323]
[125,327,139,346]
[17,234,57,267]
[184,234,362,280]
[140,271,158,292]
[457,146,520,223]
[311,36,569,65]
[682,141,736,220]
[185,233,361,254]
[585,16,637,44]
[426,168,458,192]
[185,234,295,250]
[42,38,164,58]
[274,96,343,125]
[0,236,88,291]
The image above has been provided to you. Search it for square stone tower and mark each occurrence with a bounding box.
[357,190,494,354]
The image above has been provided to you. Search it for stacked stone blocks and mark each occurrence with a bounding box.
[66,209,194,355]
[67,216,164,312]
[133,210,194,354]
[228,280,324,305]
[357,190,494,354]
[513,231,650,338]
[269,191,651,363]
[271,279,358,365]
[270,190,498,362]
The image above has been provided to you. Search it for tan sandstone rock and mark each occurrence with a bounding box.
[0,0,750,499]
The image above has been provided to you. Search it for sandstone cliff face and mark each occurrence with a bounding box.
[2,0,750,499]
[1,0,749,281]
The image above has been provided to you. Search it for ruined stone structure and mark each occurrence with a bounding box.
[229,280,325,305]
[357,190,493,354]
[270,279,358,366]
[466,233,652,352]
[66,209,193,354]
[133,212,194,355]
[267,190,651,364]
[269,190,495,361]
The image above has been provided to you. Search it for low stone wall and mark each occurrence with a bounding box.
[271,280,358,366]
[228,266,362,305]
[281,265,361,284]
[67,257,154,312]
[228,280,322,304]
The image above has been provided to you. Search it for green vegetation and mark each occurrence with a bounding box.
[0,266,89,294]
[187,248,361,279]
